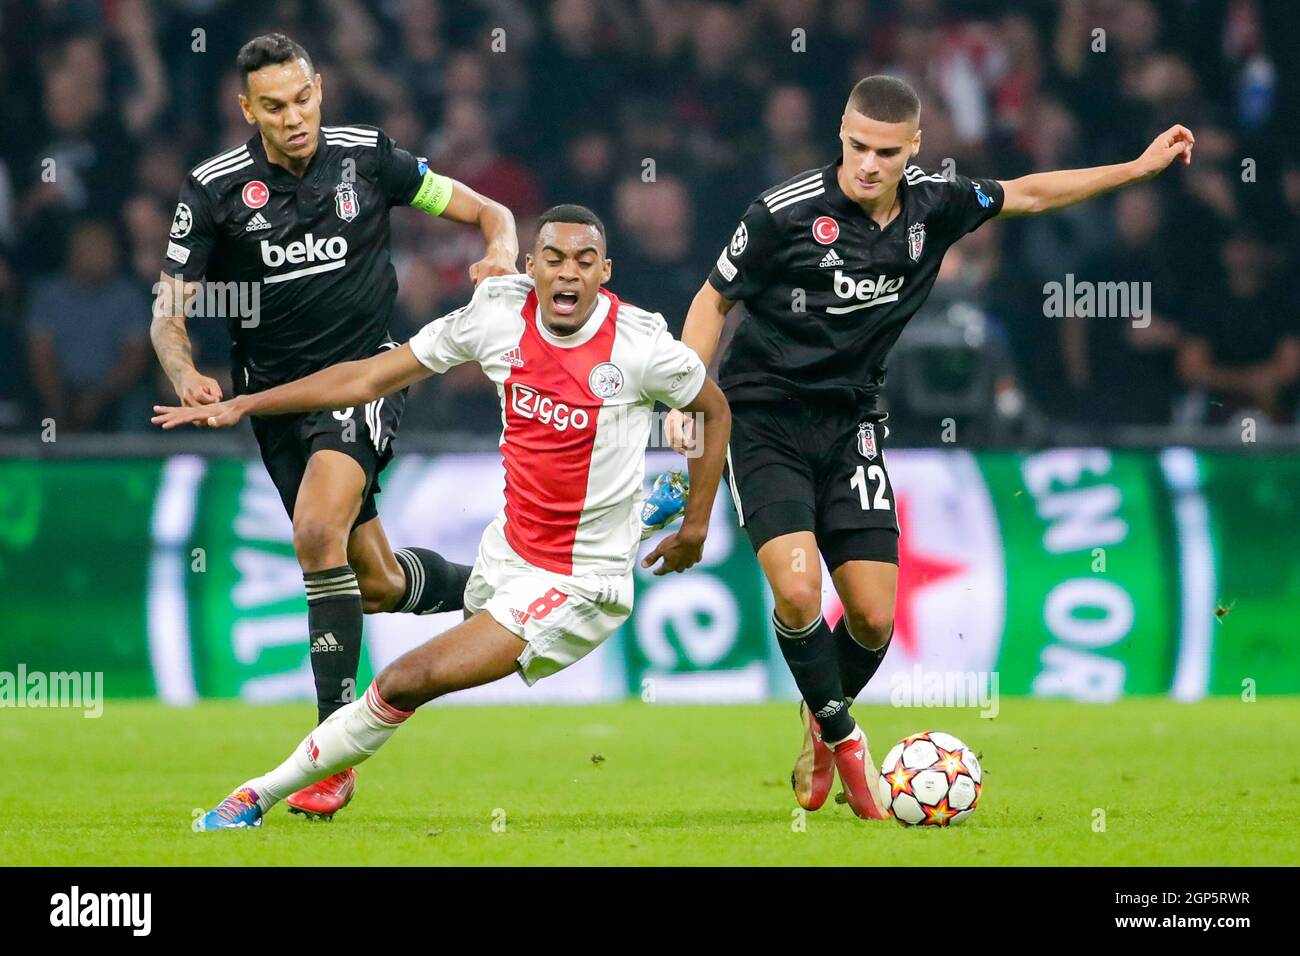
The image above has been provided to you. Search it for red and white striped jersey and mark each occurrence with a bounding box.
[409,275,705,576]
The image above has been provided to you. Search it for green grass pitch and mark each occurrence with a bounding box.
[3,697,1297,866]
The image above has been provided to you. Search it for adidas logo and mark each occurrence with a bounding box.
[311,632,343,653]
[819,248,844,268]
[245,212,272,232]
[499,347,524,368]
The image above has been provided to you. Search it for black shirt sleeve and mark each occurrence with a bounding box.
[933,172,1005,239]
[707,199,780,303]
[161,175,219,280]
[373,127,427,207]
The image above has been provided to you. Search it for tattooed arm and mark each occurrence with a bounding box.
[150,271,223,406]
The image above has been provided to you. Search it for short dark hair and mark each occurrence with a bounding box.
[535,204,606,244]
[846,75,921,125]
[236,33,313,89]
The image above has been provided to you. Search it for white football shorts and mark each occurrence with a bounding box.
[463,513,634,685]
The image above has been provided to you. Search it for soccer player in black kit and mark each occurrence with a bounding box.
[150,35,519,819]
[668,75,1194,820]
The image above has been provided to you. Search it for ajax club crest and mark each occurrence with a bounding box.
[589,362,624,399]
[907,221,926,261]
[335,181,360,222]
[857,422,878,460]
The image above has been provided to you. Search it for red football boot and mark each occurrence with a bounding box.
[831,727,890,820]
[286,769,356,821]
[791,701,836,811]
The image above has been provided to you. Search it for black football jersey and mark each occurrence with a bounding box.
[161,125,427,390]
[708,159,1004,406]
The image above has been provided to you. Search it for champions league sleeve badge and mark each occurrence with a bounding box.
[335,181,360,222]
[857,421,878,459]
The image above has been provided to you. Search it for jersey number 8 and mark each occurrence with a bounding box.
[521,587,568,624]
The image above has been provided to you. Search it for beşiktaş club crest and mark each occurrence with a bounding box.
[335,181,360,222]
[907,221,926,261]
[589,362,624,398]
[857,421,878,459]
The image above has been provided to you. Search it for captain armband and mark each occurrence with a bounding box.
[409,168,454,217]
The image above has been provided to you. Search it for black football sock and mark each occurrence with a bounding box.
[836,617,892,702]
[304,566,364,724]
[773,612,855,743]
[392,547,472,614]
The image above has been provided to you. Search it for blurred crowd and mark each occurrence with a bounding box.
[1,0,1298,441]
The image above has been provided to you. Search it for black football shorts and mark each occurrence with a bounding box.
[251,387,406,528]
[725,398,899,570]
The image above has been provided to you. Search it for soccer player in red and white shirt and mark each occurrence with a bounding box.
[153,205,731,827]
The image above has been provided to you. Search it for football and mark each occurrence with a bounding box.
[878,731,982,827]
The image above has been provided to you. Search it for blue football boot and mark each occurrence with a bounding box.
[640,470,690,540]
[196,787,264,830]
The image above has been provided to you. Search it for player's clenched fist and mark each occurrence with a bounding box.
[664,407,697,455]
[468,248,518,285]
[175,370,223,407]
[152,397,246,430]
[1134,124,1195,179]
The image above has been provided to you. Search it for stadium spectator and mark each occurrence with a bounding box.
[0,0,1295,441]
[760,85,820,185]
[24,221,152,433]
[1062,185,1184,426]
[1177,231,1300,425]
[0,254,31,431]
[609,174,700,331]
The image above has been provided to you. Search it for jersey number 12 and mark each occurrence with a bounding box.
[850,464,891,510]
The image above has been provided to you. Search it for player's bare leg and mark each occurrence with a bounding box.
[757,532,838,811]
[830,559,897,687]
[348,515,472,617]
[286,451,368,818]
[291,450,367,719]
[348,517,405,613]
[197,613,525,829]
[823,559,897,819]
[373,611,525,710]
[287,454,474,818]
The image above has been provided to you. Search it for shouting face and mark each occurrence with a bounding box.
[527,221,612,336]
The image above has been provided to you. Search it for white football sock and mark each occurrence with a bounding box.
[242,684,413,812]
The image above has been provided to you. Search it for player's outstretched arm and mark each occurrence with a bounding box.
[665,282,734,454]
[642,378,731,576]
[997,124,1195,218]
[437,180,519,284]
[151,344,433,430]
[149,271,223,407]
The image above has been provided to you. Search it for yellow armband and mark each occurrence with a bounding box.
[410,168,454,216]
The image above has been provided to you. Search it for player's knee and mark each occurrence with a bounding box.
[292,516,348,567]
[375,661,434,712]
[772,578,822,629]
[844,607,893,651]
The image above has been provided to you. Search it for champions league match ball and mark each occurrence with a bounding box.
[878,731,982,827]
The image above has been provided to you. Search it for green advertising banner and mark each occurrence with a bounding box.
[1,449,1297,703]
